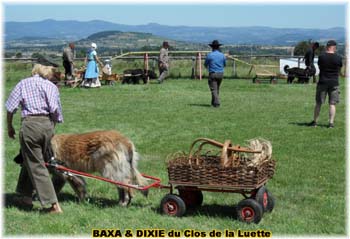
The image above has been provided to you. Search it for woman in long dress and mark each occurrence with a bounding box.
[82,43,103,88]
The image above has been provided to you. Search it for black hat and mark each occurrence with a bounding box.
[162,41,170,48]
[209,40,222,48]
[326,40,337,47]
[37,56,59,67]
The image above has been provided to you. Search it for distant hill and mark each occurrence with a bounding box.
[75,31,204,50]
[4,30,206,58]
[5,19,346,45]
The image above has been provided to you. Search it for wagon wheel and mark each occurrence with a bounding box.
[160,194,186,217]
[270,77,277,84]
[236,199,263,224]
[178,189,203,208]
[265,190,275,212]
[254,186,275,213]
[252,76,257,83]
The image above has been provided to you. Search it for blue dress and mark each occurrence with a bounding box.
[85,49,99,79]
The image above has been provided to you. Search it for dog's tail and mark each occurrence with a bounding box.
[283,65,290,74]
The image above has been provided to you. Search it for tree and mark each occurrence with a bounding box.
[31,52,44,59]
[293,41,310,56]
[293,40,324,56]
[75,49,87,58]
[15,52,22,58]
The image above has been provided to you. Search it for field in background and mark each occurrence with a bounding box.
[3,63,346,236]
[4,56,284,81]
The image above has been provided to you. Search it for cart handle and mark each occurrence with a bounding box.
[45,163,161,191]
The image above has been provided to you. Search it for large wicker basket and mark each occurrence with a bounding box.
[167,138,276,189]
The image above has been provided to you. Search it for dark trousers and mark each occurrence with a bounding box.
[158,67,168,83]
[208,72,223,107]
[310,65,316,83]
[63,61,73,80]
[17,116,58,206]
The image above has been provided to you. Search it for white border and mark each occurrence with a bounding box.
[0,1,349,239]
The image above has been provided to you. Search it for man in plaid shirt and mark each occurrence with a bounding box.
[6,63,64,213]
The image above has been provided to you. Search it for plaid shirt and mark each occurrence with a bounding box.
[5,74,63,123]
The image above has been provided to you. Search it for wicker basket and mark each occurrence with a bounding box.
[167,138,276,189]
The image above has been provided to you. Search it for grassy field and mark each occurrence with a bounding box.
[3,66,346,237]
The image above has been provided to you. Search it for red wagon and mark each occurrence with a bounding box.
[47,138,276,224]
[160,138,276,224]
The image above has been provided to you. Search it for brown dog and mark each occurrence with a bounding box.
[51,130,148,206]
[101,73,120,85]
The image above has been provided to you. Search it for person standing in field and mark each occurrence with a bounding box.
[62,42,75,82]
[304,42,319,83]
[6,62,64,213]
[82,43,104,88]
[309,40,343,128]
[204,40,226,108]
[157,41,170,84]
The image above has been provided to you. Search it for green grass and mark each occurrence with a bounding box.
[3,73,346,236]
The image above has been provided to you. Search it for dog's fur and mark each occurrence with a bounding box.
[51,130,148,206]
[122,69,157,84]
[102,73,120,85]
[284,65,315,84]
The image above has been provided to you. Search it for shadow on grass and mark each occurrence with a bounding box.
[189,204,238,219]
[152,203,238,220]
[188,103,212,108]
[4,192,119,210]
[5,192,152,213]
[58,192,150,209]
[289,122,329,128]
[4,193,34,212]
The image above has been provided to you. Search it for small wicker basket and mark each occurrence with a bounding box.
[167,138,276,189]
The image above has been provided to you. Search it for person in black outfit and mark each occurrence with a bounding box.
[62,43,75,81]
[304,42,319,83]
[309,40,342,128]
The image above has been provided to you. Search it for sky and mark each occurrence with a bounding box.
[2,2,348,29]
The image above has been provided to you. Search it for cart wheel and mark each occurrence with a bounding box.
[178,189,203,208]
[252,76,257,83]
[270,77,277,84]
[255,186,275,212]
[237,199,263,224]
[265,190,275,213]
[160,194,186,217]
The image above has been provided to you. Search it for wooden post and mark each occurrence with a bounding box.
[232,59,236,78]
[144,53,149,83]
[191,56,195,79]
[196,52,202,80]
[194,54,198,79]
[199,52,202,80]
